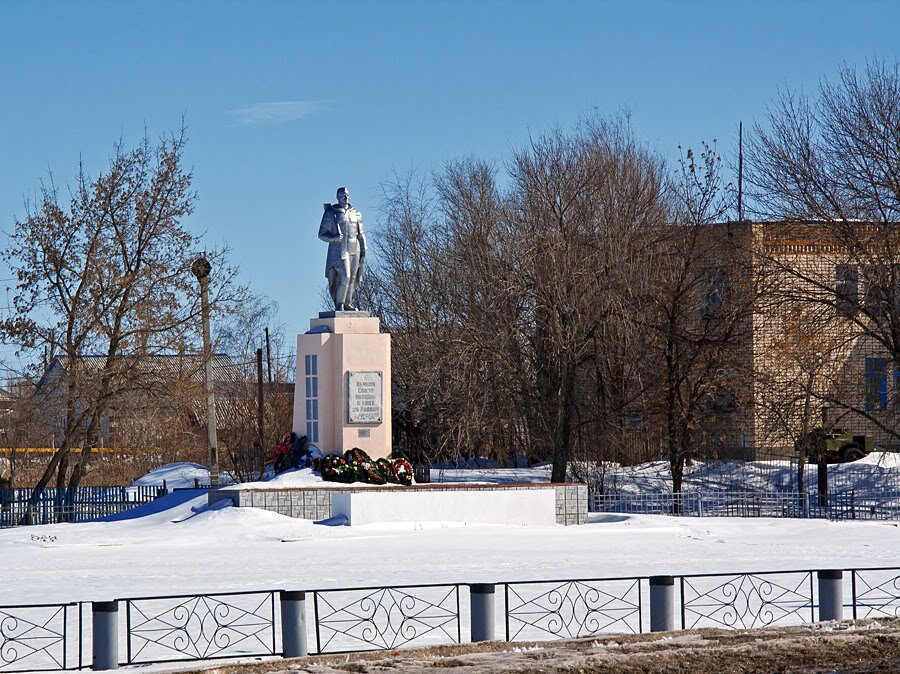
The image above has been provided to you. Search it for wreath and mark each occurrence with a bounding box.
[391,457,414,486]
[311,448,417,486]
[317,454,354,483]
[272,432,310,474]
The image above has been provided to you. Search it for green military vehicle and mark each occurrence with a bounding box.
[796,428,875,463]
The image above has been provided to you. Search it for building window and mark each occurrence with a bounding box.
[699,269,730,319]
[699,388,736,413]
[835,264,859,317]
[895,368,900,408]
[863,264,900,317]
[865,356,888,411]
[623,410,643,431]
[304,354,319,442]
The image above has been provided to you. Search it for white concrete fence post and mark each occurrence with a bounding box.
[649,576,676,632]
[817,570,843,622]
[469,583,495,642]
[91,601,118,670]
[280,591,308,657]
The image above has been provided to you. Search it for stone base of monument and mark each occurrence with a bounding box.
[208,482,588,526]
[294,312,392,460]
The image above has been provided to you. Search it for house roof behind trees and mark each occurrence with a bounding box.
[37,354,243,390]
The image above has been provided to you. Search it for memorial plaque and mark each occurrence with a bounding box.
[348,371,383,423]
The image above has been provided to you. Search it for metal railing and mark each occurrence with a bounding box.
[679,570,814,630]
[592,489,900,520]
[503,577,642,641]
[0,602,82,673]
[311,583,461,654]
[123,590,277,665]
[0,486,165,528]
[2,566,899,671]
[851,567,900,620]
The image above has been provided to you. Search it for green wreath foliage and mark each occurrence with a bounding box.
[314,449,416,486]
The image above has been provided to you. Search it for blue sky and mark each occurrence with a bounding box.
[1,0,898,361]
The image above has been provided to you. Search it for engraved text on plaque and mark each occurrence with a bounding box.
[347,371,383,423]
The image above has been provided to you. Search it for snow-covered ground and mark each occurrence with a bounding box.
[2,463,899,607]
[433,452,900,494]
[129,452,900,494]
[132,462,234,488]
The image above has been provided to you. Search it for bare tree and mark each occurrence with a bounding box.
[365,165,527,466]
[505,120,668,481]
[641,142,752,507]
[215,294,294,481]
[746,60,900,444]
[1,129,242,492]
[370,116,669,482]
[755,303,854,502]
[0,383,43,489]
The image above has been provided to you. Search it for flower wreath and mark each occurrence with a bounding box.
[391,457,414,486]
[317,454,354,483]
[313,448,416,486]
[272,432,310,474]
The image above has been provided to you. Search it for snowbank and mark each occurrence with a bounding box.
[132,462,228,488]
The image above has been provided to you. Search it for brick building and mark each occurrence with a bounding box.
[749,221,900,451]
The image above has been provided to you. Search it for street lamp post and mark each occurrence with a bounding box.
[192,256,219,487]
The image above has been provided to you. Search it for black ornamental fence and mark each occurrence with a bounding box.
[2,566,900,671]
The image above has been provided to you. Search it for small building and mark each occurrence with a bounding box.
[36,353,245,449]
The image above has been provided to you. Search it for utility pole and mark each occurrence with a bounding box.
[738,120,744,221]
[256,347,265,471]
[192,256,219,487]
[264,327,272,384]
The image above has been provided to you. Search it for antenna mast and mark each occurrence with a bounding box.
[738,121,744,221]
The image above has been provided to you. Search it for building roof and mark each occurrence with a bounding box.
[38,353,243,390]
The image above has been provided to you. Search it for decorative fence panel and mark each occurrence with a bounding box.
[123,591,277,665]
[504,578,642,641]
[680,571,815,630]
[0,602,81,672]
[311,584,461,654]
[851,568,900,620]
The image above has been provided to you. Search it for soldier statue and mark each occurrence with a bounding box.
[318,186,367,311]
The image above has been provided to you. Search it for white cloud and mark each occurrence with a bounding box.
[231,100,323,124]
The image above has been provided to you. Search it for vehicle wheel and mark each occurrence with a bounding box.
[840,444,865,462]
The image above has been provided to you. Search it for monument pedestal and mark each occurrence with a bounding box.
[293,312,391,459]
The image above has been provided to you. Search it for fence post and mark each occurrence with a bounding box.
[92,601,119,670]
[817,570,843,621]
[280,591,308,657]
[649,576,675,632]
[469,583,495,642]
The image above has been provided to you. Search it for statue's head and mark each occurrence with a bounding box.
[336,187,350,207]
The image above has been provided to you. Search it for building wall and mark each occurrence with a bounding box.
[750,222,900,449]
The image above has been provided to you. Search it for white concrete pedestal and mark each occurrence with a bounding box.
[293,313,391,459]
[331,487,557,526]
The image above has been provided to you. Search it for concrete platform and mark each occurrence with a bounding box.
[208,482,587,526]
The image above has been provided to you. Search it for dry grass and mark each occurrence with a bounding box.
[3,447,217,487]
[188,619,900,674]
